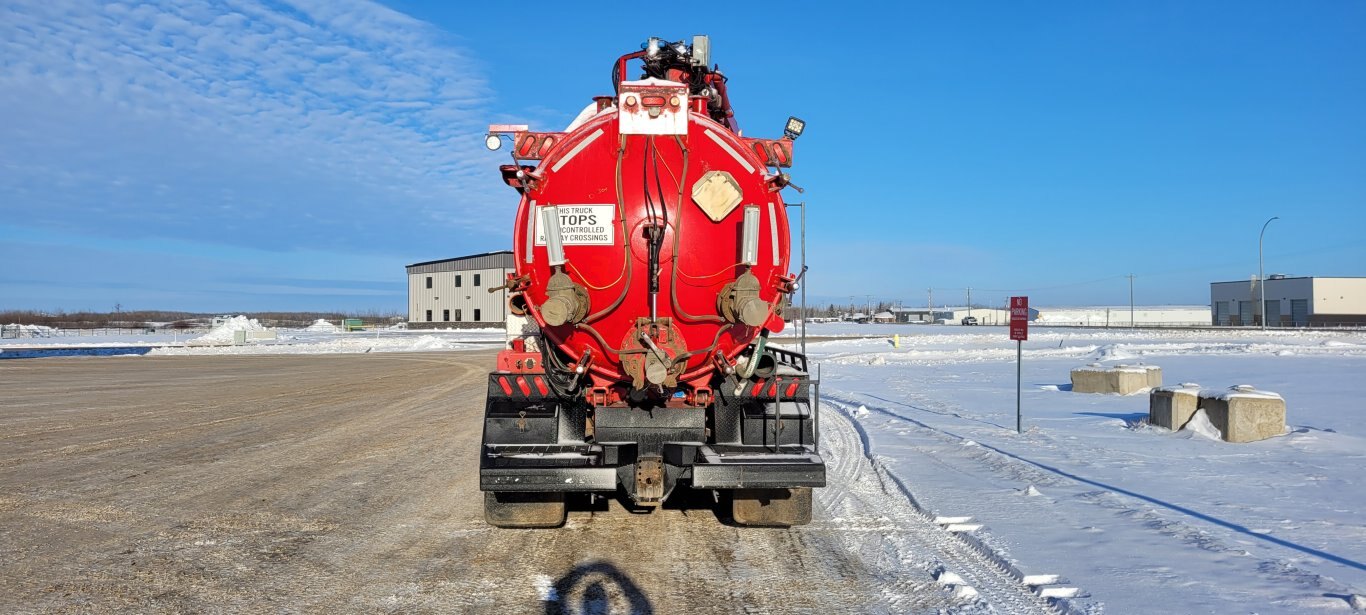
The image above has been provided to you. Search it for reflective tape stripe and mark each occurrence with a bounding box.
[550,128,604,172]
[705,129,755,174]
[525,199,536,263]
[768,202,780,265]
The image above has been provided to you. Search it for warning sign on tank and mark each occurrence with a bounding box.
[534,204,615,246]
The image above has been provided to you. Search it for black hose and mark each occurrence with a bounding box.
[667,135,724,324]
[585,136,633,323]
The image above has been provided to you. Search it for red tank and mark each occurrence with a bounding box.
[480,36,821,528]
[511,95,793,393]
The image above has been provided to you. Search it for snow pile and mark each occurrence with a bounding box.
[2,323,58,337]
[1180,409,1223,441]
[192,316,267,344]
[304,319,342,333]
[408,335,455,351]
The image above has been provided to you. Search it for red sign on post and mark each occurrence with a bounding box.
[1010,296,1029,341]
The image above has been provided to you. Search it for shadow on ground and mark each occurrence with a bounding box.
[546,560,653,615]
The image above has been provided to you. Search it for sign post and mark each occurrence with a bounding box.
[1010,296,1029,433]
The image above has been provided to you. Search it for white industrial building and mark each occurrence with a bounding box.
[1210,276,1366,327]
[406,251,514,328]
[889,306,1013,325]
[1032,305,1211,327]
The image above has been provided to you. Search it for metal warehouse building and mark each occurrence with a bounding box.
[1210,276,1366,327]
[406,251,514,328]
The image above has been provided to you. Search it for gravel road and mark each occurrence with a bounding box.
[0,352,1026,614]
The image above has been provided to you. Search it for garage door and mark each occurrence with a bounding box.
[1214,301,1229,326]
[1239,301,1253,326]
[1291,299,1309,327]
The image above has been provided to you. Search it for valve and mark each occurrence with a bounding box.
[718,270,769,328]
[541,270,589,327]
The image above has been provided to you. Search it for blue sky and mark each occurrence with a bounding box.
[2,1,1363,313]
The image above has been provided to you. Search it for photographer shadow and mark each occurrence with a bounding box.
[545,560,653,615]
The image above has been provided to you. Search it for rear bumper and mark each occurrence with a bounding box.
[479,443,825,492]
[690,445,826,489]
[479,444,618,492]
[481,467,619,491]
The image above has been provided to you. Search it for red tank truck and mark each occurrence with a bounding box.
[480,36,821,527]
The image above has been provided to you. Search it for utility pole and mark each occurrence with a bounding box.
[966,287,972,318]
[1127,274,1135,328]
[927,288,933,321]
[865,294,873,320]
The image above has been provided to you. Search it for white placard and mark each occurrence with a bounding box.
[533,205,615,246]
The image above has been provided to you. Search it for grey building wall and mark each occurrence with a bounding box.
[407,251,514,327]
[1210,277,1365,326]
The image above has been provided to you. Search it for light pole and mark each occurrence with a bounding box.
[1259,216,1279,330]
[1127,274,1135,328]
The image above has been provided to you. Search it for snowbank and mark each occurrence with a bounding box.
[1,323,58,337]
[304,319,342,333]
[192,316,267,344]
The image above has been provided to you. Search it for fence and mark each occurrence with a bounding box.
[0,326,208,339]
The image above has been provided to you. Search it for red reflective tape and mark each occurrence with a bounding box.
[533,376,548,397]
[515,376,531,396]
[767,381,779,397]
[786,382,799,398]
[751,380,765,396]
[497,376,513,395]
[642,95,666,107]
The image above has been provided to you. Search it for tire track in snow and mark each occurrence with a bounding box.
[815,401,1075,614]
[825,388,1366,608]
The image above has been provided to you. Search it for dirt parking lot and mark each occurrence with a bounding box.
[0,352,955,614]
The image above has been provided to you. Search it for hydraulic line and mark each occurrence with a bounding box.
[574,322,647,357]
[668,323,732,369]
[666,134,725,324]
[584,135,634,323]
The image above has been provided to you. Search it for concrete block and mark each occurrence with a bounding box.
[1149,383,1201,430]
[1069,364,1104,393]
[1198,385,1286,443]
[1132,363,1162,388]
[1070,363,1149,395]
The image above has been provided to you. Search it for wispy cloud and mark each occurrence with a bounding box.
[0,0,509,255]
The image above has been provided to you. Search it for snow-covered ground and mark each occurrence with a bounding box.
[787,323,1366,613]
[0,318,504,356]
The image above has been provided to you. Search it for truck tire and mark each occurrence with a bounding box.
[730,488,812,527]
[483,492,566,528]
